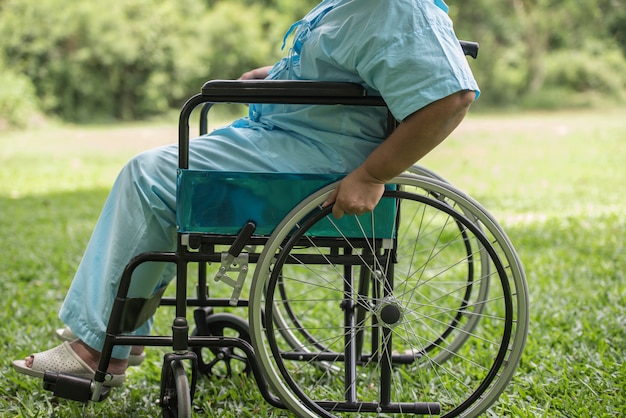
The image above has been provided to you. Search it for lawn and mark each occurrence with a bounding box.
[0,108,624,417]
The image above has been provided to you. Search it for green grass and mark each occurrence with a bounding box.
[1,108,625,417]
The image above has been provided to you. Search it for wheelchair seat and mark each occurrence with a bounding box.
[176,170,396,237]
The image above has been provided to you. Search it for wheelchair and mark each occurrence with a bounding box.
[43,41,529,417]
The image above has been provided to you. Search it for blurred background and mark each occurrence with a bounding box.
[1,0,625,129]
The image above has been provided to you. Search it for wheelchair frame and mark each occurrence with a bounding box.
[43,41,530,418]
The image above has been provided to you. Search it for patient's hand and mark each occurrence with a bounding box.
[239,66,274,80]
[322,167,385,219]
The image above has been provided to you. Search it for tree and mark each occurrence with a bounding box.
[0,0,624,125]
[0,0,321,122]
[451,0,626,106]
[0,0,214,121]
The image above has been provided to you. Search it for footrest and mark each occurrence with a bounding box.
[43,371,111,402]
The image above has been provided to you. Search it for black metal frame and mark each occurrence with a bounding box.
[51,77,394,410]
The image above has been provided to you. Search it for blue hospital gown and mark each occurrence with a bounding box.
[211,0,480,173]
[59,0,480,359]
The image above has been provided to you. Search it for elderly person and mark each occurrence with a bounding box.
[14,0,478,386]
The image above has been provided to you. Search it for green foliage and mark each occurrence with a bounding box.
[451,0,626,107]
[516,40,626,109]
[0,0,624,124]
[545,41,626,96]
[0,69,39,130]
[0,0,213,122]
[0,0,318,124]
[201,3,283,80]
[608,11,626,57]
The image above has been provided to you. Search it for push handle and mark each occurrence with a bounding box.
[460,40,479,59]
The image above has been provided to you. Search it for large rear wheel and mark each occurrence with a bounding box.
[249,174,528,417]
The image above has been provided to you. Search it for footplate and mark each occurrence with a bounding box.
[43,371,111,402]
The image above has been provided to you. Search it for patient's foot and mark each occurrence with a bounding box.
[23,340,128,375]
[55,326,145,366]
[14,340,126,387]
[130,346,145,356]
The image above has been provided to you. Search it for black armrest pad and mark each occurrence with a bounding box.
[200,80,385,106]
[202,80,366,97]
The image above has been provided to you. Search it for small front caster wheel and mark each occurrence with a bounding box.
[160,357,194,418]
[192,312,251,378]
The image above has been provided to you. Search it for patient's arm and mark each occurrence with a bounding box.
[325,89,476,219]
[238,66,274,80]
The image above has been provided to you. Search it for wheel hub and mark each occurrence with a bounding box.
[376,297,404,327]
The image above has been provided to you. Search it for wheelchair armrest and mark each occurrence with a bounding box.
[200,80,385,106]
[202,80,366,98]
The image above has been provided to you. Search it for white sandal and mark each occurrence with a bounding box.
[56,327,146,367]
[12,341,125,387]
